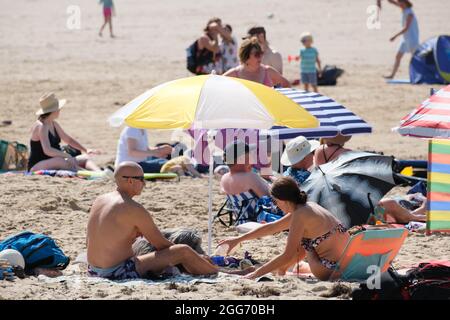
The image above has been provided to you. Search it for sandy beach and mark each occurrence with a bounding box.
[0,0,449,300]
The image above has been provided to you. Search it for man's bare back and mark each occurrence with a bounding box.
[87,191,143,268]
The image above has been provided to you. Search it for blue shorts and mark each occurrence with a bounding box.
[88,258,140,280]
[301,72,317,85]
[138,157,167,173]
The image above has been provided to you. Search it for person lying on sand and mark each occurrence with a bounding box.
[86,161,218,280]
[220,177,350,281]
[378,193,427,223]
[28,92,101,172]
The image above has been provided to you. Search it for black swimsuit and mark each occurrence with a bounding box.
[28,128,61,170]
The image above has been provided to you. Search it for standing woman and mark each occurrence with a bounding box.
[28,93,101,172]
[382,0,419,79]
[224,37,290,88]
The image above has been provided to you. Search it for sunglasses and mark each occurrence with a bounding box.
[122,176,145,182]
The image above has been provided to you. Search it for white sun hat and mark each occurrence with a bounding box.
[281,136,320,166]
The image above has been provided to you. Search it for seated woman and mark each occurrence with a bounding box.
[28,93,101,172]
[223,37,290,88]
[314,134,352,166]
[378,193,427,224]
[115,126,172,173]
[221,177,350,281]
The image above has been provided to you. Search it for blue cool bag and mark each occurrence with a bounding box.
[0,231,70,274]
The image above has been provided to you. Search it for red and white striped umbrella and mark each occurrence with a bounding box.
[395,84,450,139]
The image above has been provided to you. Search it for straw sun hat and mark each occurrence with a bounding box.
[35,92,66,116]
[281,136,320,166]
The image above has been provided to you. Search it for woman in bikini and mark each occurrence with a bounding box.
[28,92,101,172]
[242,176,350,281]
[223,37,290,88]
[314,134,352,166]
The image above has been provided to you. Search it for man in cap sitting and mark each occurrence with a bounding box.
[220,140,270,198]
[86,161,217,280]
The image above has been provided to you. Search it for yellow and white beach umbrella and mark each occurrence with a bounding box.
[109,75,319,255]
[109,75,319,129]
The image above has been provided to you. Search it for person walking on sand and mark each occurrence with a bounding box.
[380,0,419,79]
[86,161,218,280]
[99,0,115,38]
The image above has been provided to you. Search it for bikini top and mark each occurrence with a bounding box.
[301,223,347,252]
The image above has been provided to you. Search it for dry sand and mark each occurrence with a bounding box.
[0,0,449,300]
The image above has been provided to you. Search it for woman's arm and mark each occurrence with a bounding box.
[246,211,304,279]
[54,122,88,153]
[39,124,72,158]
[391,14,413,41]
[217,213,292,254]
[267,67,290,88]
[387,0,401,7]
[127,138,170,159]
[198,35,220,54]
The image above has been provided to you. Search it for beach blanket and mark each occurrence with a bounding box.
[37,272,240,287]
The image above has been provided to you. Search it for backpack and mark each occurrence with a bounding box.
[317,65,344,86]
[186,40,200,74]
[186,40,215,75]
[0,139,29,171]
[0,231,70,274]
[352,262,450,300]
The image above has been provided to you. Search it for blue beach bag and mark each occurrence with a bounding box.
[0,231,70,274]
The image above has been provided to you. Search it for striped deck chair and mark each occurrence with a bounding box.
[330,228,408,282]
[214,190,259,227]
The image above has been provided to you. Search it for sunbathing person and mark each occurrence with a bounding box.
[378,193,427,223]
[115,126,172,173]
[314,134,352,166]
[86,161,218,280]
[221,177,350,281]
[281,136,320,185]
[28,92,101,172]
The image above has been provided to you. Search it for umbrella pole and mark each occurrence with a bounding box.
[207,133,215,256]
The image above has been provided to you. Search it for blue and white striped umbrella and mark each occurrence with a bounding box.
[267,88,372,140]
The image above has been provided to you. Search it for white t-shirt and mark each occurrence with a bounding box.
[115,127,149,167]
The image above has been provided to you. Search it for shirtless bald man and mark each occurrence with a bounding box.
[86,161,217,280]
